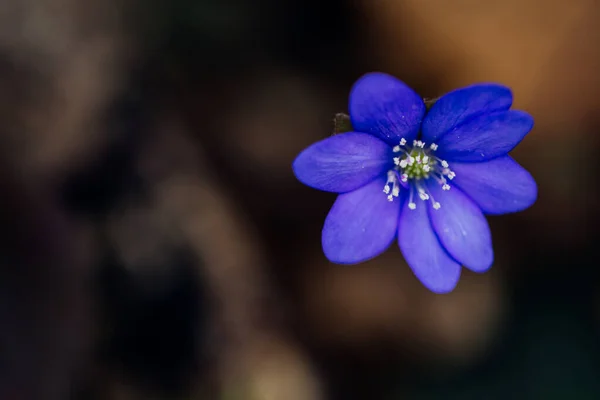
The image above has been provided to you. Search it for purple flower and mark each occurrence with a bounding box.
[293,72,537,293]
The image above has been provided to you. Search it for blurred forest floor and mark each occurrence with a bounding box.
[1,0,600,399]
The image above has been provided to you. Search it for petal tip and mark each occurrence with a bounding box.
[322,247,379,265]
[466,252,494,273]
[426,281,459,294]
[448,82,513,101]
[322,231,394,265]
[291,149,314,186]
[354,71,394,82]
[526,179,539,209]
[419,267,462,294]
[488,171,538,215]
[514,110,535,131]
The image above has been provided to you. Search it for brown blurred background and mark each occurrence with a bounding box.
[0,0,599,399]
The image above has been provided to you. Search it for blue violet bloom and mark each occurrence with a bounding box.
[293,72,537,293]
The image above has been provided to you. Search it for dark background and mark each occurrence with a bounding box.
[0,0,599,399]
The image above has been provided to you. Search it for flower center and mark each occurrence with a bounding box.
[383,138,456,210]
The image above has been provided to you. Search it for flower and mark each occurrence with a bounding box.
[292,72,537,293]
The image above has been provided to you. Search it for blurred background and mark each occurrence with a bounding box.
[0,0,599,399]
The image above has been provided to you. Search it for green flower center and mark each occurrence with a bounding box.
[383,138,455,210]
[398,149,436,180]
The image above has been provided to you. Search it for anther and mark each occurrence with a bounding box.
[399,138,407,146]
[383,170,401,202]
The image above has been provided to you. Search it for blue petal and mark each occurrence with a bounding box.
[427,182,493,273]
[322,177,400,264]
[349,72,425,146]
[435,110,534,162]
[422,83,513,143]
[397,195,461,294]
[293,132,392,193]
[450,156,537,215]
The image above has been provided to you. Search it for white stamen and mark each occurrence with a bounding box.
[413,140,417,146]
[393,145,401,153]
[383,170,401,201]
[383,170,394,195]
[399,138,407,146]
[423,165,431,172]
[427,190,441,210]
[408,156,415,165]
[407,186,416,210]
[447,170,455,180]
[399,159,408,168]
[441,160,449,168]
[400,173,408,182]
[422,156,429,164]
[442,183,450,191]
[430,143,438,151]
[393,157,401,165]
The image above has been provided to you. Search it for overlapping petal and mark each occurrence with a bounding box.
[426,183,493,273]
[322,177,400,264]
[435,110,534,162]
[292,132,392,193]
[398,196,461,293]
[349,72,425,146]
[451,156,537,215]
[422,83,513,143]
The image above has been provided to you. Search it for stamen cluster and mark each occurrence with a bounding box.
[383,138,456,210]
